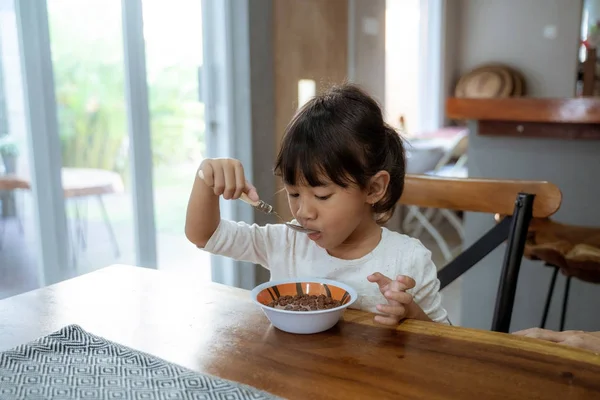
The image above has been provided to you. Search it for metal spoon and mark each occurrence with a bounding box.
[197,170,318,234]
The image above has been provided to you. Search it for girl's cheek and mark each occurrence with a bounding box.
[288,200,299,215]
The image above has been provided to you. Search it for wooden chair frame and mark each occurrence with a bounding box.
[400,175,562,333]
[0,176,29,250]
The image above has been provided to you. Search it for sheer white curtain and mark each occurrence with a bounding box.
[417,0,447,133]
[201,0,261,290]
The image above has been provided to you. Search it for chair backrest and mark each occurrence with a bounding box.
[431,132,469,172]
[399,174,562,333]
[400,175,561,218]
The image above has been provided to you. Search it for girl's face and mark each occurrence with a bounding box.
[284,177,381,256]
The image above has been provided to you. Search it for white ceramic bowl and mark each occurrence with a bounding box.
[251,278,358,334]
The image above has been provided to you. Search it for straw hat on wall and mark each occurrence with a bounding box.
[455,64,526,98]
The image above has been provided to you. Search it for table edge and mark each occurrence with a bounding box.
[8,264,598,366]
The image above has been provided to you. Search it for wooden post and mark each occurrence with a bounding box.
[583,47,597,96]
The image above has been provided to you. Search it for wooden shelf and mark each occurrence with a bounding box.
[446,98,600,124]
[446,98,600,140]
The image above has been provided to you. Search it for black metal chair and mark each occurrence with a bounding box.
[399,175,562,333]
[523,218,600,331]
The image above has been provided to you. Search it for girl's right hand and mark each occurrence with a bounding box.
[199,158,259,202]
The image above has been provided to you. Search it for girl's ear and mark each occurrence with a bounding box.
[366,170,390,205]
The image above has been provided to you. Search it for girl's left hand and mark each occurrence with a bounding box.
[367,273,417,325]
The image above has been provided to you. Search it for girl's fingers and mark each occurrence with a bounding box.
[374,314,401,326]
[211,166,225,197]
[367,272,392,293]
[388,280,404,295]
[384,290,413,305]
[233,163,246,200]
[222,164,237,200]
[389,276,414,292]
[397,275,416,290]
[199,159,255,201]
[200,164,214,188]
[245,181,259,202]
[376,303,406,317]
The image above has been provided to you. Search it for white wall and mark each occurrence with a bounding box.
[450,0,582,97]
[348,0,386,103]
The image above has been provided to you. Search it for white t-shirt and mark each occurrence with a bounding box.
[204,219,449,323]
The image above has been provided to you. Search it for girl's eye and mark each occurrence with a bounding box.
[288,193,299,198]
[315,194,332,201]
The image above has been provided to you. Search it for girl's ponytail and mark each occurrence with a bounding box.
[372,125,406,224]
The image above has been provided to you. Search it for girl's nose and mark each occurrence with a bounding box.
[295,199,317,220]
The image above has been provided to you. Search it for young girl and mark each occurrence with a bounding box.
[185,84,448,325]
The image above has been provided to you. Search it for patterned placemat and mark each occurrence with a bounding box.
[0,324,282,399]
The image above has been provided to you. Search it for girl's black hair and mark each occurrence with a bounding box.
[274,83,406,224]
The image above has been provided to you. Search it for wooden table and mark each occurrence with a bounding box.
[446,97,600,140]
[0,168,124,196]
[1,265,599,399]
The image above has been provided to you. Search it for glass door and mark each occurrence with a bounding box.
[46,0,137,273]
[0,0,43,297]
[141,0,211,280]
[9,0,240,290]
[10,0,145,287]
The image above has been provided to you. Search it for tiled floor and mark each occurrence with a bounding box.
[0,200,212,300]
[0,204,464,324]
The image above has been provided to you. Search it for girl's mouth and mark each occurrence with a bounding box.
[308,232,322,241]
